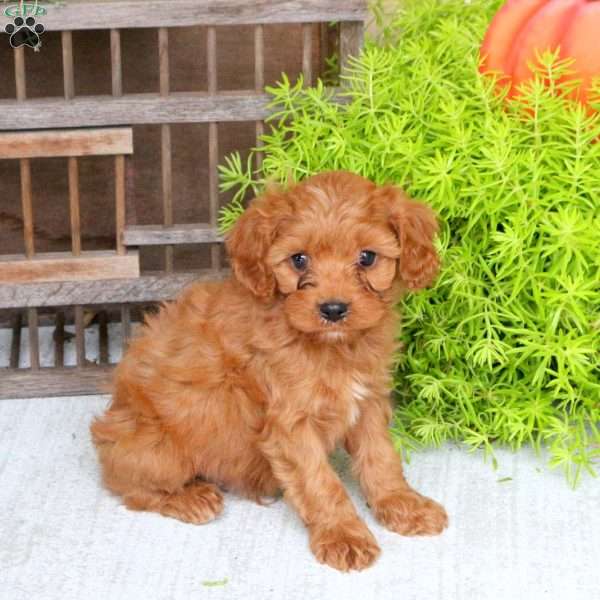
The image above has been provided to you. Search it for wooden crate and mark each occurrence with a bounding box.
[0,0,366,399]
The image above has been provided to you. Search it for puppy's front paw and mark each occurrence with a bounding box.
[310,519,380,572]
[373,490,448,536]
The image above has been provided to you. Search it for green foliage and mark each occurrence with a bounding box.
[219,0,600,485]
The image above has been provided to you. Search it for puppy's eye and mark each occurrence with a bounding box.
[358,250,377,268]
[291,253,309,271]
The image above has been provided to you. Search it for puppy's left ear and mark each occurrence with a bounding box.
[225,191,289,299]
[374,186,440,290]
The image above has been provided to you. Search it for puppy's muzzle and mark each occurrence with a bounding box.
[319,301,349,323]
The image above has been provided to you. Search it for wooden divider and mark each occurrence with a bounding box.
[9,313,22,369]
[254,24,265,169]
[0,251,140,284]
[108,27,132,349]
[159,27,174,273]
[0,129,133,160]
[13,45,40,371]
[0,2,367,399]
[0,271,229,309]
[39,0,367,30]
[54,311,65,367]
[302,23,313,86]
[207,26,221,272]
[61,32,87,368]
[340,21,364,75]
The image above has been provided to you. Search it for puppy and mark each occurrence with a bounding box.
[91,171,448,571]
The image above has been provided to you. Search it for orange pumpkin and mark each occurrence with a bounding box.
[480,0,600,105]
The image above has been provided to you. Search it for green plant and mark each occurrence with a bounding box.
[219,0,600,485]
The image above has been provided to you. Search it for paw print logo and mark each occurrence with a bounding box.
[4,16,45,51]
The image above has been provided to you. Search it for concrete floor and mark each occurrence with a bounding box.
[1,391,599,600]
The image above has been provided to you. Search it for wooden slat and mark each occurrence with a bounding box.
[27,307,39,370]
[254,24,265,168]
[340,21,365,76]
[98,311,109,364]
[68,158,82,255]
[159,27,174,272]
[0,366,114,400]
[110,28,127,258]
[123,224,223,246]
[62,31,75,99]
[14,46,26,100]
[63,26,88,373]
[15,34,40,373]
[19,159,34,257]
[0,250,140,284]
[9,313,22,369]
[302,23,313,86]
[74,305,86,367]
[121,305,131,350]
[0,128,134,160]
[15,47,33,255]
[319,23,328,80]
[207,26,221,271]
[54,311,65,367]
[0,93,271,129]
[39,1,367,31]
[115,155,127,255]
[0,270,229,309]
[110,29,123,97]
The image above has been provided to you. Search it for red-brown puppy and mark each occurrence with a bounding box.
[91,171,448,571]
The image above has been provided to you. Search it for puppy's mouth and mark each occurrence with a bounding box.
[319,330,349,343]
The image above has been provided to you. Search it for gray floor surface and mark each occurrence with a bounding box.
[1,325,599,599]
[1,393,599,600]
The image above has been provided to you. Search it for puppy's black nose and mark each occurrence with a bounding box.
[319,301,349,323]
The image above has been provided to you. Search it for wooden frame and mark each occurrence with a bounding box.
[0,251,140,284]
[0,0,367,399]
[39,0,367,30]
[0,128,133,159]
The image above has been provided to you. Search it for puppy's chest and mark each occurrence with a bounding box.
[309,371,371,430]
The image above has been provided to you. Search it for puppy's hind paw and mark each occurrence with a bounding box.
[310,519,381,572]
[160,480,224,525]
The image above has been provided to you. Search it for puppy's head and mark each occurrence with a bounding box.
[226,171,439,341]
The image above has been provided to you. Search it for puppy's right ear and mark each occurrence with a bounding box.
[225,191,289,299]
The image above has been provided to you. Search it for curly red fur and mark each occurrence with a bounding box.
[91,171,447,572]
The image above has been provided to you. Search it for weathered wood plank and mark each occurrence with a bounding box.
[98,311,109,364]
[0,250,140,284]
[9,313,22,369]
[14,46,26,99]
[0,89,355,130]
[302,23,313,86]
[68,157,82,255]
[0,128,134,160]
[110,29,123,97]
[159,27,174,272]
[0,366,114,400]
[207,26,221,272]
[0,93,270,130]
[254,24,265,169]
[121,305,131,351]
[61,31,75,99]
[340,21,365,76]
[74,306,86,367]
[122,224,223,246]
[27,307,40,370]
[38,1,367,31]
[19,158,34,257]
[54,311,65,368]
[115,155,127,255]
[0,270,229,309]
